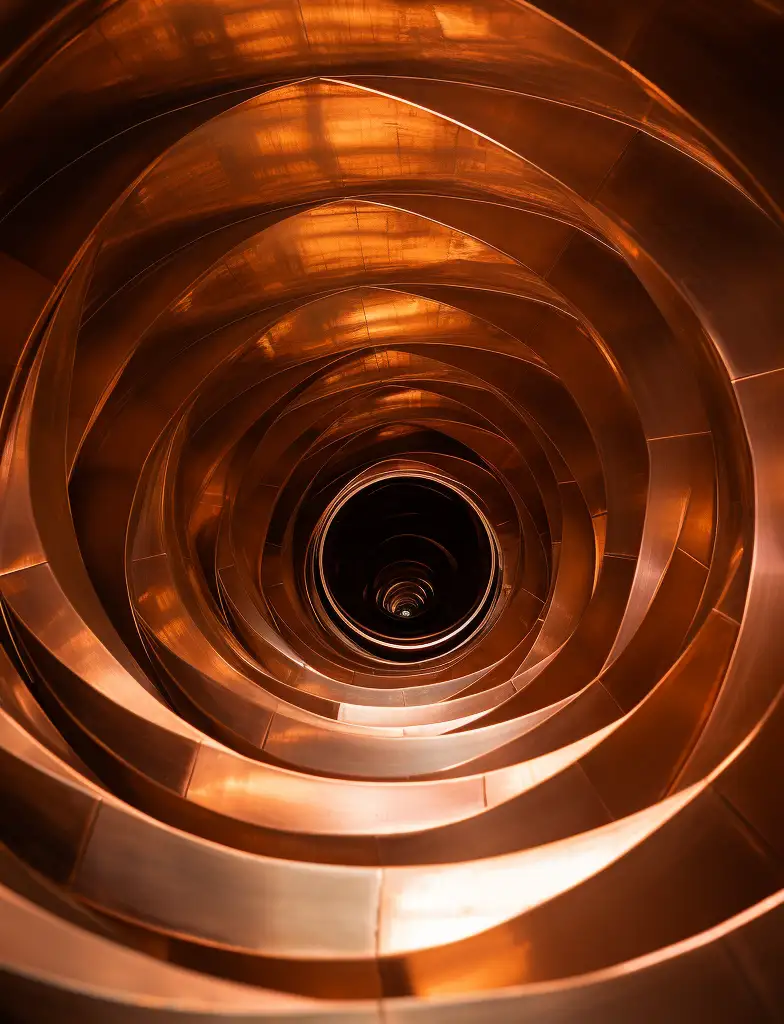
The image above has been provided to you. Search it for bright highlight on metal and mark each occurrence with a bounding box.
[0,1,782,1022]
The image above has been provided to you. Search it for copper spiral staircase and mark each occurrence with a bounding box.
[0,1,783,1020]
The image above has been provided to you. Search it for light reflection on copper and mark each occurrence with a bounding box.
[0,0,780,1020]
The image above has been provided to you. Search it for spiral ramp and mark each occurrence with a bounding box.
[0,1,782,1020]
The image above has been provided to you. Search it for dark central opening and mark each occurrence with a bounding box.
[317,476,497,661]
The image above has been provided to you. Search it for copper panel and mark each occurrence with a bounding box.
[0,1,779,1020]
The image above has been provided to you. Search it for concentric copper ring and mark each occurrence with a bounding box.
[309,469,503,661]
[0,2,782,1022]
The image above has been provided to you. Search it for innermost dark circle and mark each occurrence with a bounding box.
[316,476,499,661]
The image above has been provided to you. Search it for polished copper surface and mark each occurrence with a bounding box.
[0,1,782,1021]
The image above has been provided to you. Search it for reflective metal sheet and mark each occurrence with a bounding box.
[0,0,779,1020]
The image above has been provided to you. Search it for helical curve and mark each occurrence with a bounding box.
[0,2,782,1021]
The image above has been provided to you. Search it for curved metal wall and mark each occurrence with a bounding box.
[0,1,782,1020]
